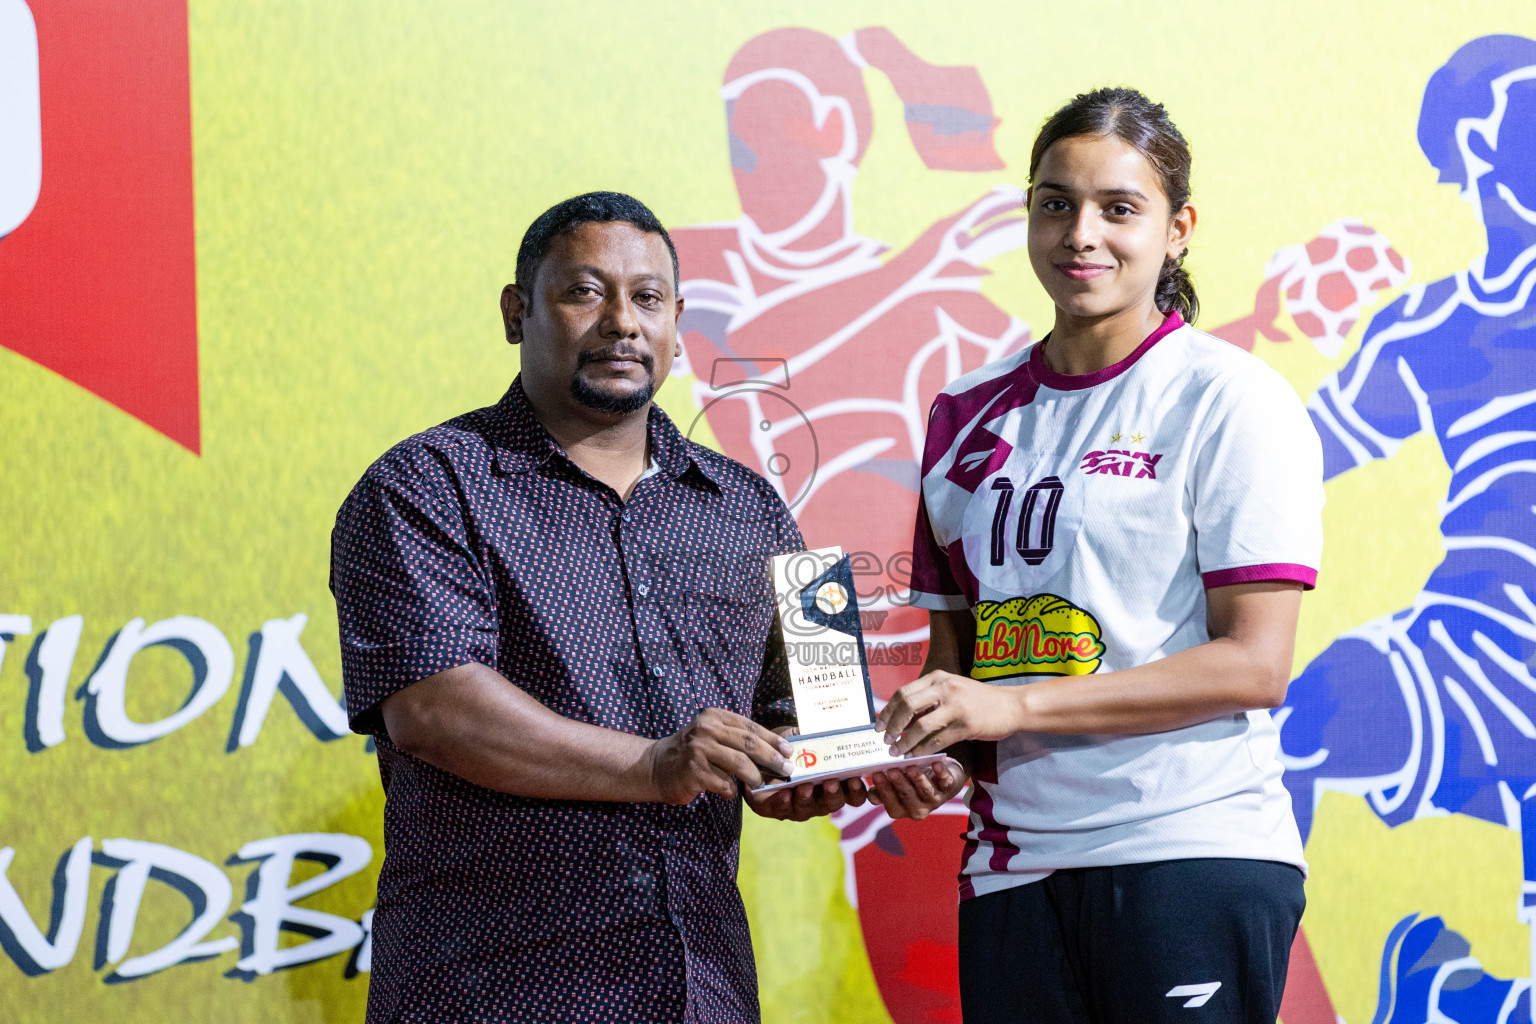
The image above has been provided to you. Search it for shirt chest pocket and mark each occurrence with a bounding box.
[683,577,770,674]
[642,560,772,712]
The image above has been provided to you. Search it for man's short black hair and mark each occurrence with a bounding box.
[515,191,680,299]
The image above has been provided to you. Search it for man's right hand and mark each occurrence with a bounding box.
[644,709,794,803]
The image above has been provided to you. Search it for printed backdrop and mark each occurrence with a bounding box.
[4,2,1536,1021]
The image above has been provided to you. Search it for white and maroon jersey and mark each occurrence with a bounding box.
[910,312,1324,899]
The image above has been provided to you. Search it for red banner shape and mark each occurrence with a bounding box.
[0,0,198,453]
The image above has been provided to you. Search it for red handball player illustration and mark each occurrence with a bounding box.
[674,26,1029,677]
[671,27,1029,1023]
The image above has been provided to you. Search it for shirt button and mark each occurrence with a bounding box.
[637,583,649,596]
[621,511,631,523]
[651,666,665,678]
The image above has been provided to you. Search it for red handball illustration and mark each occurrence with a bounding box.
[1213,219,1410,357]
[834,804,971,1024]
[672,26,1027,1023]
[674,26,1028,676]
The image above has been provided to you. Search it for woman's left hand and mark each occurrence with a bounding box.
[877,671,1024,756]
[867,757,968,820]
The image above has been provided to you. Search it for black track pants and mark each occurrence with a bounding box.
[958,858,1305,1024]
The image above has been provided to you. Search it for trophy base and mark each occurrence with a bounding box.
[753,726,947,794]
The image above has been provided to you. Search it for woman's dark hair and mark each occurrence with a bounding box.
[1028,87,1198,323]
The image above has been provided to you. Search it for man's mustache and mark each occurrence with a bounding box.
[576,345,654,371]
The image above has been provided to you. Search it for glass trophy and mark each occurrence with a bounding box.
[755,546,944,793]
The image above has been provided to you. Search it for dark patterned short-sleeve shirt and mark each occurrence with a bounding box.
[330,378,802,1024]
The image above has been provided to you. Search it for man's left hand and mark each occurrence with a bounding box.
[744,776,869,821]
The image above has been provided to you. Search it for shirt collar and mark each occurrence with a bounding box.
[491,376,720,490]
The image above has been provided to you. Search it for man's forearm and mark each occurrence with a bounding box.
[381,662,660,802]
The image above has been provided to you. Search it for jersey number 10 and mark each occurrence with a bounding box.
[989,476,1065,566]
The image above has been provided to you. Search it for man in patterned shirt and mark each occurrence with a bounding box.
[330,192,866,1023]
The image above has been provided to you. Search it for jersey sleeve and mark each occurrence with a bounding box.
[329,449,499,735]
[1191,366,1325,590]
[910,490,969,610]
[910,392,972,611]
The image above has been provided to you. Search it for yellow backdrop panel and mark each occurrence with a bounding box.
[2,2,1535,1022]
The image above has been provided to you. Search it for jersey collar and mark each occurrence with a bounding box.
[1028,310,1184,391]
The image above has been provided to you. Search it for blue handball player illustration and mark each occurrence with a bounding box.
[1274,33,1536,1021]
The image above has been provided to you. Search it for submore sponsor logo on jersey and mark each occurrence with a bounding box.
[1079,448,1163,479]
[971,594,1105,679]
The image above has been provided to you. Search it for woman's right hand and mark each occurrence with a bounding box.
[877,669,1027,756]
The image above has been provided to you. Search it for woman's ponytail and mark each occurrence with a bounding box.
[1156,250,1199,323]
